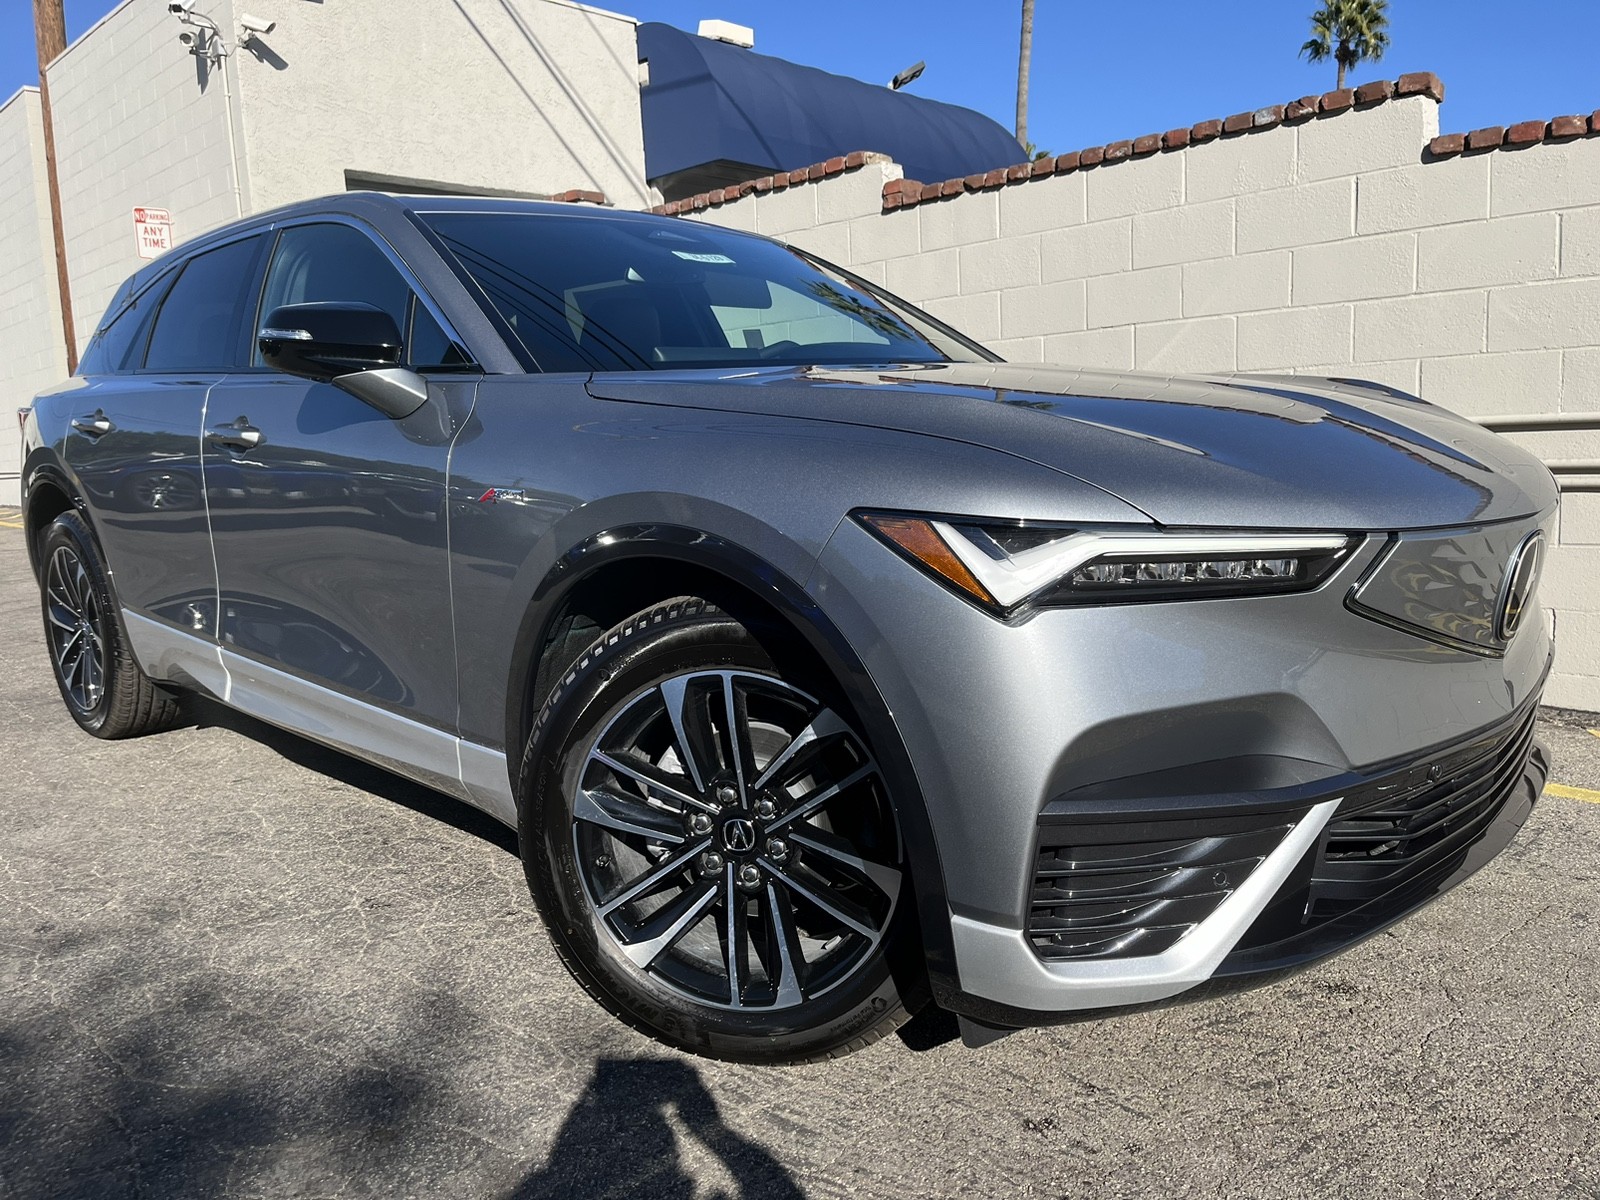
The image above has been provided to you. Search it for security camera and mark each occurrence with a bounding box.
[168,2,195,14]
[238,13,276,35]
[177,31,194,44]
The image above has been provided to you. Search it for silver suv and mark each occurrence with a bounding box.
[21,194,1556,1062]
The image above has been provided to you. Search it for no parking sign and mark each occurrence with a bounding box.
[133,207,173,259]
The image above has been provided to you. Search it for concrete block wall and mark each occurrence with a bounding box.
[674,82,1600,710]
[230,0,650,214]
[0,89,68,507]
[44,0,246,353]
[19,0,649,394]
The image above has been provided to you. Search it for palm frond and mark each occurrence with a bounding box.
[1299,0,1391,80]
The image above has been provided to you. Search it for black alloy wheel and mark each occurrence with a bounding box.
[44,539,108,716]
[38,511,181,739]
[520,597,924,1063]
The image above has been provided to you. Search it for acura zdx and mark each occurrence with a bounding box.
[20,194,1555,1061]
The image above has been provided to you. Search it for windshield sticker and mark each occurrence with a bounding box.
[672,251,736,264]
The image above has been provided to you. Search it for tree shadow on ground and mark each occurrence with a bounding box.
[0,923,807,1198]
[0,935,470,1197]
[506,1057,805,1200]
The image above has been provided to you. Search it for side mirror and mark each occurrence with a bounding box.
[258,302,427,419]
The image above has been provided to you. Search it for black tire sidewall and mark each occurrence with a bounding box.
[39,511,167,739]
[519,600,923,1062]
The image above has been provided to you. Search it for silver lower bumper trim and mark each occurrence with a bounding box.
[949,798,1339,1013]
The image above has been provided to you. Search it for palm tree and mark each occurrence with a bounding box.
[1016,0,1034,146]
[1299,0,1391,91]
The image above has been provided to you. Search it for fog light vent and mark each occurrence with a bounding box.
[1028,825,1291,961]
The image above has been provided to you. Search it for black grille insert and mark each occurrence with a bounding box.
[1029,823,1293,960]
[1308,708,1539,920]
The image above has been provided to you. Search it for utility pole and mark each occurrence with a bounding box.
[33,0,77,373]
[1015,0,1035,148]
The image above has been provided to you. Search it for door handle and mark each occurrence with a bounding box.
[207,417,264,452]
[71,411,114,438]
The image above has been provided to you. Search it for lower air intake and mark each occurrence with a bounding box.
[1029,822,1292,961]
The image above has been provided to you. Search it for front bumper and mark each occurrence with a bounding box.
[938,692,1547,1026]
[808,513,1556,1023]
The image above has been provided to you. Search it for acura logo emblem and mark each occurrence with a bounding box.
[721,818,756,853]
[1495,531,1544,642]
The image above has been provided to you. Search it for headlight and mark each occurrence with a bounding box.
[856,512,1357,616]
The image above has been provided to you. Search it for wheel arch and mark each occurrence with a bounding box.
[22,458,86,581]
[507,525,960,988]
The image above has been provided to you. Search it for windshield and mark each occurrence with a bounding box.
[419,210,993,372]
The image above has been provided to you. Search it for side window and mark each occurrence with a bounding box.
[143,237,264,373]
[256,223,466,369]
[407,297,471,368]
[77,273,173,375]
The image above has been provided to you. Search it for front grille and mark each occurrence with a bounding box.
[1307,707,1539,919]
[1028,822,1292,960]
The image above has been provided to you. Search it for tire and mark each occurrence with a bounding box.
[38,511,181,739]
[518,597,926,1063]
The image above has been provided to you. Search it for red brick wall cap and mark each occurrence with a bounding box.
[1504,120,1546,146]
[1395,72,1445,102]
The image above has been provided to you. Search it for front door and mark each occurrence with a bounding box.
[202,220,477,737]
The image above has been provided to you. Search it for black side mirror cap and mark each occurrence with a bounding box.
[259,302,426,418]
[259,301,403,382]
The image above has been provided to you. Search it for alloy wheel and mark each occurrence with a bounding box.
[44,545,107,714]
[572,670,902,1011]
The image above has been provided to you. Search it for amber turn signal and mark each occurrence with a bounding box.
[857,514,999,609]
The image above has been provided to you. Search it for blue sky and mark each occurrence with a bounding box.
[4,1,1595,155]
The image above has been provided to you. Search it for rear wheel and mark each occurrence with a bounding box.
[39,511,181,739]
[519,597,924,1062]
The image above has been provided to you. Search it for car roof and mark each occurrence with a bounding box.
[120,192,674,298]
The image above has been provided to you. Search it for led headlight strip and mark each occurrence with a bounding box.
[858,513,1355,615]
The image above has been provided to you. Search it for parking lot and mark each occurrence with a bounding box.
[1,514,1598,1199]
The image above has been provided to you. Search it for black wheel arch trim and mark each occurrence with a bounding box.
[506,522,961,991]
[22,453,95,580]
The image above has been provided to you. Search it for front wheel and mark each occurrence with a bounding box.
[519,597,924,1063]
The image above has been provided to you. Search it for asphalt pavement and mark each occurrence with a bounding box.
[1,512,1598,1199]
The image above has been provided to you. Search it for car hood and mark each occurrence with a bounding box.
[586,362,1557,530]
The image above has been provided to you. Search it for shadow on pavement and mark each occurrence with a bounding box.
[176,692,519,856]
[507,1058,805,1199]
[0,939,468,1197]
[2,922,807,1197]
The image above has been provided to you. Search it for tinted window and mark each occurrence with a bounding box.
[143,237,263,372]
[407,296,471,368]
[257,223,466,369]
[421,211,988,371]
[78,273,173,375]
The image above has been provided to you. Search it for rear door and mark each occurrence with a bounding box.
[64,233,266,634]
[202,219,478,736]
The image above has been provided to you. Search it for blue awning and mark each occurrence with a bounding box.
[637,23,1026,190]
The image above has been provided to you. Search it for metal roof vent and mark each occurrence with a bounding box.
[697,19,754,48]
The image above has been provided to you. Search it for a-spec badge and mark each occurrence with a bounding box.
[477,488,527,505]
[1494,531,1544,642]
